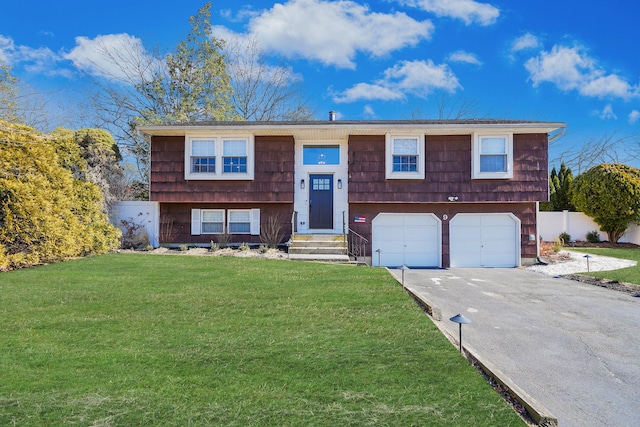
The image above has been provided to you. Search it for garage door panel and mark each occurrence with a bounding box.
[372,213,441,268]
[450,213,520,268]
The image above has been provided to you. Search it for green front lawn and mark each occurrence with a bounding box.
[0,254,524,426]
[569,247,640,285]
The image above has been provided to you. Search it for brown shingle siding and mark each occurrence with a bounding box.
[150,135,295,203]
[348,133,548,203]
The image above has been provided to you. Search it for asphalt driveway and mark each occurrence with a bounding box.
[388,268,640,427]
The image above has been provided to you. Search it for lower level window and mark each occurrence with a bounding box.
[228,210,251,234]
[202,210,224,233]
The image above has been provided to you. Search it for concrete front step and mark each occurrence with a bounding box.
[290,240,347,248]
[289,234,348,260]
[288,253,351,263]
[288,246,347,255]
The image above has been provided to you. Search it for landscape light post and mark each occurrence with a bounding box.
[398,264,409,287]
[449,313,471,353]
[375,249,382,267]
[584,254,592,272]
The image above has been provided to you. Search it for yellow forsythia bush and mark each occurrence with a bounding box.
[0,119,120,270]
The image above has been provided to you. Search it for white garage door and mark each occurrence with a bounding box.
[450,213,520,268]
[372,213,441,268]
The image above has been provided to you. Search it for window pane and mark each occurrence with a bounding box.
[192,140,215,156]
[191,157,215,173]
[480,155,507,172]
[303,146,340,165]
[229,223,250,233]
[480,137,506,154]
[229,211,251,222]
[202,211,223,222]
[393,155,417,172]
[393,138,418,155]
[223,139,247,156]
[202,223,223,233]
[312,178,331,190]
[223,157,247,173]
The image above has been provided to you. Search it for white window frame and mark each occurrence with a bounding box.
[185,135,254,180]
[472,133,513,179]
[385,134,425,180]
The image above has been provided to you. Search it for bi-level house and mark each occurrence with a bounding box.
[138,117,565,268]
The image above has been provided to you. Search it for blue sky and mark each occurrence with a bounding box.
[2,0,639,167]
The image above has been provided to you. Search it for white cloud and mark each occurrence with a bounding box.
[241,0,433,69]
[511,33,541,53]
[333,82,405,103]
[0,34,70,77]
[629,110,640,124]
[362,105,377,118]
[0,35,16,63]
[398,0,500,26]
[447,50,481,65]
[597,104,617,120]
[64,33,159,82]
[524,44,640,100]
[333,59,460,103]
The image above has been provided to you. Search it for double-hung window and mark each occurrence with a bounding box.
[228,210,251,234]
[190,139,216,173]
[473,134,513,179]
[185,136,254,180]
[223,139,248,173]
[385,134,425,179]
[201,209,225,233]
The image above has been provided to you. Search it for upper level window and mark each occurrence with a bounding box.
[223,139,248,173]
[185,136,254,180]
[303,145,340,165]
[473,134,513,179]
[190,139,216,173]
[385,134,425,179]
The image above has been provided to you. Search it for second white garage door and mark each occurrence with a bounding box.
[372,213,441,268]
[449,213,520,268]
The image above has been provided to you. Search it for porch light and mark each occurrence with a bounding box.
[337,179,342,189]
[450,313,471,353]
[300,179,305,189]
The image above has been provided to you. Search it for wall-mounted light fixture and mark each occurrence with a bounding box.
[300,179,305,189]
[447,196,459,202]
[337,179,342,189]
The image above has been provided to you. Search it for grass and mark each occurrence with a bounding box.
[568,247,640,285]
[0,254,524,426]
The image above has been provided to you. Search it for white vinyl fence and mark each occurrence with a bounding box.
[109,201,160,247]
[538,210,640,244]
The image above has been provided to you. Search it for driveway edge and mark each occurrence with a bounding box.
[401,283,558,427]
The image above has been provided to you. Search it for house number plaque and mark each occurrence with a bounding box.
[442,214,448,221]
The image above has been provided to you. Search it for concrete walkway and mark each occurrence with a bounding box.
[389,268,640,427]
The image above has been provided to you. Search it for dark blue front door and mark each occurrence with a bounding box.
[309,174,333,229]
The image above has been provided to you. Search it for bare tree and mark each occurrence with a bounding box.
[88,3,236,198]
[224,36,314,121]
[552,132,639,175]
[406,94,485,120]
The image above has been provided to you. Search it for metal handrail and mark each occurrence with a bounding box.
[291,210,297,241]
[347,227,369,265]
